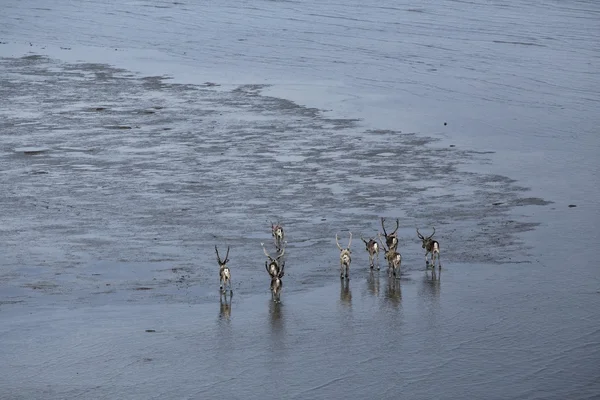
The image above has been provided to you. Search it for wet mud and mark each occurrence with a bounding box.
[0,55,552,309]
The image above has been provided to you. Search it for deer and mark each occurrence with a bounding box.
[271,221,285,250]
[378,234,402,278]
[261,242,285,278]
[381,217,400,252]
[360,236,380,270]
[417,227,441,269]
[336,232,352,279]
[269,262,285,303]
[215,245,232,296]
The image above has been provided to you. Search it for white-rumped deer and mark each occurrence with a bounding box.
[271,221,285,250]
[378,234,402,278]
[215,245,233,296]
[417,227,441,269]
[336,232,352,279]
[381,218,400,252]
[361,236,380,270]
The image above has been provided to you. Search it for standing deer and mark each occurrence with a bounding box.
[261,243,285,278]
[361,236,380,270]
[381,218,400,251]
[271,221,285,250]
[336,232,352,279]
[378,234,402,278]
[215,245,233,296]
[269,263,285,303]
[417,227,441,269]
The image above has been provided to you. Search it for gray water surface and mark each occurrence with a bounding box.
[1,1,599,399]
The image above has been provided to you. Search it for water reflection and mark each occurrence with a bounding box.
[367,270,380,297]
[219,296,232,322]
[418,269,442,341]
[420,269,441,302]
[340,278,352,307]
[384,277,402,308]
[269,299,284,334]
[217,296,233,357]
[269,299,286,351]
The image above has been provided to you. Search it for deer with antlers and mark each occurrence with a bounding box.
[381,218,400,252]
[417,227,441,269]
[269,262,285,303]
[261,242,285,278]
[378,234,402,278]
[336,232,352,279]
[271,221,285,250]
[361,236,380,270]
[262,243,286,302]
[215,245,233,296]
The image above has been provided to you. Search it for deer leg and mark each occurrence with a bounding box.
[437,252,441,270]
[340,261,344,278]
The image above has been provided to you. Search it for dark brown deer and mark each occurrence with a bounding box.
[361,236,380,270]
[378,234,402,278]
[271,221,285,250]
[381,217,400,251]
[336,232,352,279]
[417,227,441,269]
[215,245,232,296]
[261,242,285,278]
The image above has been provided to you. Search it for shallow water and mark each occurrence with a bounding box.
[2,264,598,399]
[1,1,599,399]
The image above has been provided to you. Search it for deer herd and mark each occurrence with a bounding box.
[216,219,441,303]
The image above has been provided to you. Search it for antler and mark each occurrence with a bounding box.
[347,232,352,249]
[428,227,436,239]
[361,236,368,245]
[378,233,389,251]
[261,242,274,261]
[276,246,285,260]
[416,228,424,239]
[381,217,388,236]
[224,246,230,264]
[215,245,221,264]
[335,234,343,251]
[215,245,229,264]
[391,219,399,235]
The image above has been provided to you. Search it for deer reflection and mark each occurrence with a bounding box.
[384,277,402,308]
[269,298,285,342]
[340,278,352,307]
[420,268,441,302]
[367,270,380,297]
[219,296,232,321]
